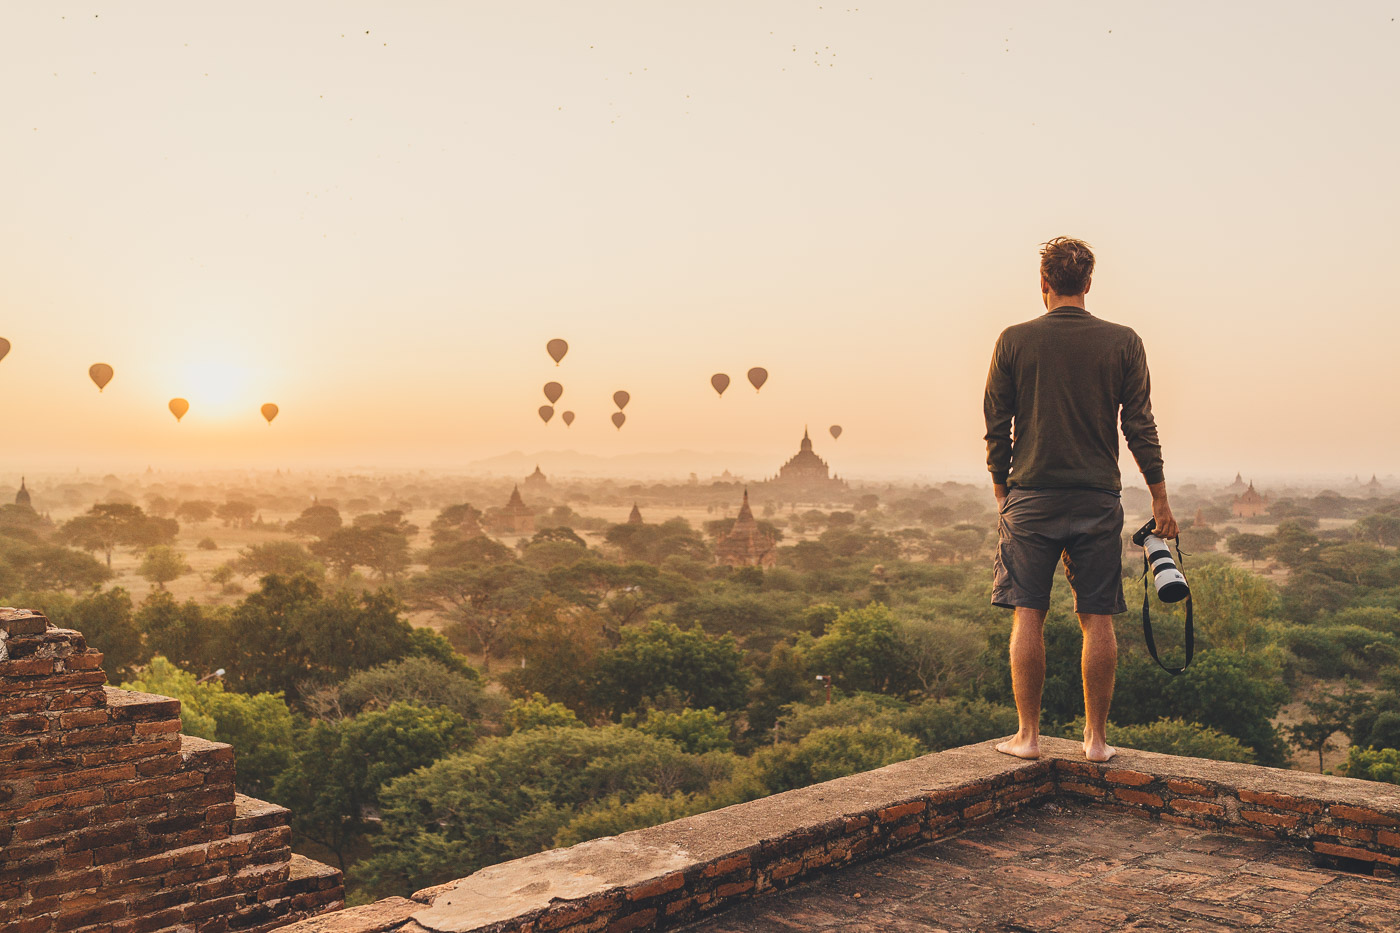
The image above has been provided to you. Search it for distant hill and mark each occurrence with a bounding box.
[465,449,764,481]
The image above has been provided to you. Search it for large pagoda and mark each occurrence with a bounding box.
[762,429,848,495]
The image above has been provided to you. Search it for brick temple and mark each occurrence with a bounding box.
[0,609,342,933]
[714,491,776,568]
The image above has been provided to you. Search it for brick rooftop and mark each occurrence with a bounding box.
[678,800,1400,932]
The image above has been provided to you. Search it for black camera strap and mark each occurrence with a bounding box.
[1141,537,1193,675]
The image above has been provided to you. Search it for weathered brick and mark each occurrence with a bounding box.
[1329,804,1400,827]
[626,871,684,901]
[715,880,754,898]
[1113,788,1164,808]
[605,908,657,933]
[61,724,134,747]
[32,762,135,795]
[878,800,924,823]
[1167,779,1214,796]
[1169,798,1225,817]
[768,858,802,881]
[1242,809,1300,830]
[57,710,109,730]
[1314,841,1400,867]
[1239,789,1322,814]
[700,854,750,878]
[963,800,995,819]
[1104,769,1154,787]
[1059,781,1104,798]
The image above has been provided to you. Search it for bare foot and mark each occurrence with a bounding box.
[1084,741,1117,763]
[995,736,1040,759]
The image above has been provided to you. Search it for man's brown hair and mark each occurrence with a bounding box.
[1039,236,1095,296]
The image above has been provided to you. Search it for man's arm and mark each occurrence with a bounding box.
[983,333,1014,506]
[1147,480,1178,539]
[1122,334,1176,536]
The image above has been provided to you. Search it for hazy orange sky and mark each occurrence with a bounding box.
[3,3,1397,481]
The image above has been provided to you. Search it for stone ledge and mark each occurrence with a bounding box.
[271,736,1400,933]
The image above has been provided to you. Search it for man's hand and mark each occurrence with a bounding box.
[1148,481,1178,538]
[993,483,1007,510]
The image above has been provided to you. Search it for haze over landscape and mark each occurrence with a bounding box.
[3,2,1398,479]
[9,5,1400,929]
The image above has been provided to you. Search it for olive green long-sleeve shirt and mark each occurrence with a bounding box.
[983,306,1165,492]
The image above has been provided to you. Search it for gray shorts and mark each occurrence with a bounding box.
[991,487,1128,615]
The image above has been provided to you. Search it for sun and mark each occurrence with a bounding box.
[177,357,252,417]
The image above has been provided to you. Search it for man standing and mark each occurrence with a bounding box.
[983,237,1177,763]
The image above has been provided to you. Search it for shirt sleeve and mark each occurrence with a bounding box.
[1120,332,1165,486]
[983,331,1015,486]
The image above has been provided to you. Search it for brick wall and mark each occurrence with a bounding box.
[270,739,1400,933]
[1,607,343,933]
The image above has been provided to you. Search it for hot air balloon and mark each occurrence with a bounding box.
[613,391,630,410]
[747,367,768,392]
[547,339,568,365]
[89,363,114,392]
[561,411,575,427]
[611,412,626,430]
[710,373,730,397]
[0,338,10,363]
[261,403,279,425]
[543,382,563,404]
[168,398,189,423]
[829,425,843,440]
[539,405,555,424]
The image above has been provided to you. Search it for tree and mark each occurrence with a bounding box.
[1354,513,1400,548]
[59,503,176,568]
[309,527,369,580]
[1058,717,1256,763]
[1288,680,1372,772]
[227,574,415,701]
[892,697,1020,752]
[1112,648,1291,766]
[410,564,542,672]
[748,725,920,794]
[547,559,694,639]
[174,500,216,527]
[339,656,485,721]
[359,726,718,897]
[138,546,191,590]
[592,620,751,718]
[2,542,111,593]
[604,519,710,564]
[286,503,343,539]
[1269,520,1320,570]
[1338,746,1400,784]
[505,692,585,732]
[311,522,412,581]
[71,588,142,679]
[896,615,986,698]
[272,702,473,871]
[137,591,228,675]
[429,504,485,546]
[628,707,733,754]
[233,541,324,580]
[216,501,257,528]
[499,596,606,712]
[803,603,914,696]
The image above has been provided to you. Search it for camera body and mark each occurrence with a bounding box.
[1132,519,1189,603]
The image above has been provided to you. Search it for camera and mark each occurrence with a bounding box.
[1132,519,1189,603]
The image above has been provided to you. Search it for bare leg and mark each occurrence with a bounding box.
[1079,612,1118,762]
[996,607,1046,759]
